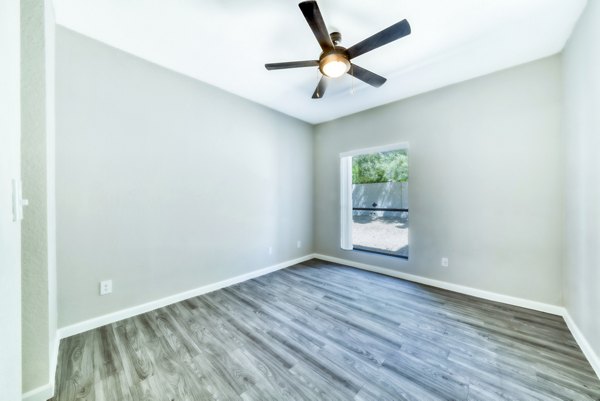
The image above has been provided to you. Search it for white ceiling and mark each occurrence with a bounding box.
[54,0,586,124]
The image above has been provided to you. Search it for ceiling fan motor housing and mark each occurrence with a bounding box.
[330,31,342,45]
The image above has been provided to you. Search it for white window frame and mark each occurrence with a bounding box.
[339,142,409,252]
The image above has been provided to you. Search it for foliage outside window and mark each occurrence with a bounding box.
[352,150,408,184]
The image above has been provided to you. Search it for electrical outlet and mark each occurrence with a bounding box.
[268,246,273,255]
[297,240,302,248]
[441,258,449,267]
[100,280,112,295]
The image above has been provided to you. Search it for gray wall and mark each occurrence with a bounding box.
[56,28,314,328]
[314,56,564,305]
[563,0,600,359]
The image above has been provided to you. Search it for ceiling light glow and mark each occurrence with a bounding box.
[320,53,350,78]
[322,60,348,78]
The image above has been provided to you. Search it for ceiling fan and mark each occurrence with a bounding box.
[265,1,411,99]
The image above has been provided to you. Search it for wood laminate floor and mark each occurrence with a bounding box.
[52,259,600,401]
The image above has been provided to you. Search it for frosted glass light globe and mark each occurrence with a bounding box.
[320,53,351,78]
[323,60,348,78]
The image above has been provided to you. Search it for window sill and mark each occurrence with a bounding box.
[352,246,409,260]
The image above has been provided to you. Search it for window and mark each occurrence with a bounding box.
[340,144,409,259]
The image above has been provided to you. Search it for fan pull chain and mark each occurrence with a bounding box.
[317,68,320,97]
[316,68,322,98]
[351,66,355,96]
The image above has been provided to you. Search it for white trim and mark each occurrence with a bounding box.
[57,254,315,339]
[340,156,353,250]
[563,310,600,380]
[339,142,409,158]
[50,252,600,387]
[22,383,54,401]
[313,253,564,316]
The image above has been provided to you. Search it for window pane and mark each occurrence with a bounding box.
[351,149,409,258]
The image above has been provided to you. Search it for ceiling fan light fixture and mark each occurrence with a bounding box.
[320,53,350,78]
[265,1,411,98]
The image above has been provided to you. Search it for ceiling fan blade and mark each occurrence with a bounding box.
[346,19,411,60]
[265,60,319,70]
[349,64,387,87]
[299,1,333,51]
[312,76,328,99]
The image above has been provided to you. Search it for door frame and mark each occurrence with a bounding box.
[0,0,23,398]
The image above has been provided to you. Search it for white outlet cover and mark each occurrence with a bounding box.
[297,241,302,248]
[268,247,273,255]
[441,258,449,267]
[100,280,112,295]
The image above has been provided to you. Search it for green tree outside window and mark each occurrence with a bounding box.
[352,150,408,184]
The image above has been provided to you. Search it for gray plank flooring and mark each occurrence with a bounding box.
[51,259,600,400]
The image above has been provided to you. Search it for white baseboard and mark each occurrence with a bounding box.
[57,254,315,340]
[563,310,600,379]
[50,252,600,391]
[22,383,54,401]
[313,254,564,316]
